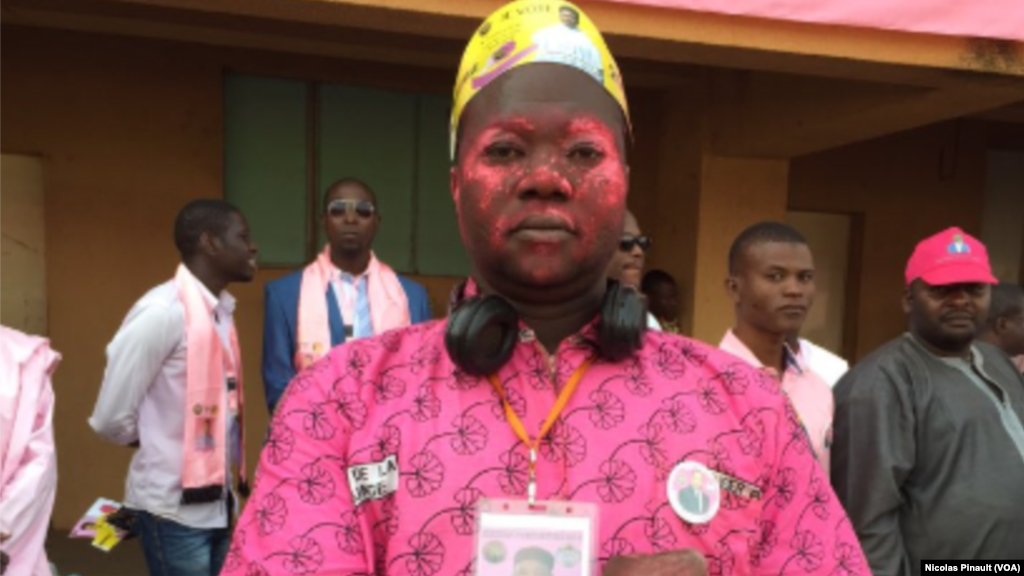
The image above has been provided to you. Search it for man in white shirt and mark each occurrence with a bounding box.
[90,199,257,576]
[787,333,850,387]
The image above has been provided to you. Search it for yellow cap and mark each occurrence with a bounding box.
[451,0,629,159]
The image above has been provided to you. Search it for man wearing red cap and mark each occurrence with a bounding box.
[831,227,1024,575]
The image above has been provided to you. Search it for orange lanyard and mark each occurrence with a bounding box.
[488,356,593,505]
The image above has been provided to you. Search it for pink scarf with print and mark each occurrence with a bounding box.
[175,265,247,504]
[296,247,410,370]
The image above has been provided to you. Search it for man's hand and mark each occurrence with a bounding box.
[603,549,708,576]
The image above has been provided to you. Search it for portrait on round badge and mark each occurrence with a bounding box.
[667,460,721,524]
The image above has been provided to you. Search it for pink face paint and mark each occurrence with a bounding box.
[454,109,628,287]
[456,120,536,216]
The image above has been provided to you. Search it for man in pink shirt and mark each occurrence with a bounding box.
[719,222,833,474]
[223,2,865,575]
[0,326,60,576]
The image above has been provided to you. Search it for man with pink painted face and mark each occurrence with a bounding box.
[221,2,865,575]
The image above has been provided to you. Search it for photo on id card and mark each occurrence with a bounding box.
[474,498,597,576]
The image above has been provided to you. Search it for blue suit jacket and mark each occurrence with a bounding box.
[262,269,432,413]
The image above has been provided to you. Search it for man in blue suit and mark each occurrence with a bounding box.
[262,178,432,413]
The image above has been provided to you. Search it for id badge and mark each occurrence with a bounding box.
[474,498,598,576]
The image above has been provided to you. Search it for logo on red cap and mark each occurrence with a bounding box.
[947,234,970,255]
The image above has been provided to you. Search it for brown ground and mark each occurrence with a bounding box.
[46,530,148,576]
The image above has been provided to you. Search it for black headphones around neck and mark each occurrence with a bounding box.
[444,280,647,376]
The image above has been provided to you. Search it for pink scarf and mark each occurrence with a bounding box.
[296,247,410,369]
[1,326,59,576]
[175,265,247,504]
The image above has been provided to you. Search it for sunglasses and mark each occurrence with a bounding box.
[619,235,651,253]
[327,199,376,219]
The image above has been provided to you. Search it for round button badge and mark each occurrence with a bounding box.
[667,460,721,524]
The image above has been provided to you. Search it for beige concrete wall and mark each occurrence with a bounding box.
[690,156,790,344]
[635,88,703,336]
[1,154,48,335]
[784,211,852,354]
[2,26,233,529]
[2,22,1005,529]
[0,25,473,529]
[789,120,990,360]
[0,25,676,527]
[981,150,1024,283]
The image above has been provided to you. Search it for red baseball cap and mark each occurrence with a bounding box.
[904,227,998,286]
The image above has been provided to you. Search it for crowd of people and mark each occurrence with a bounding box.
[2,1,1023,575]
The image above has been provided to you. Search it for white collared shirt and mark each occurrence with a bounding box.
[798,338,849,387]
[646,312,662,331]
[331,267,373,340]
[89,279,237,529]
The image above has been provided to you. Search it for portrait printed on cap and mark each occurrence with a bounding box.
[529,4,604,83]
[948,233,970,254]
[450,0,629,159]
[667,461,721,524]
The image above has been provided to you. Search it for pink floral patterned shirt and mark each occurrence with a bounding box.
[223,320,866,576]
